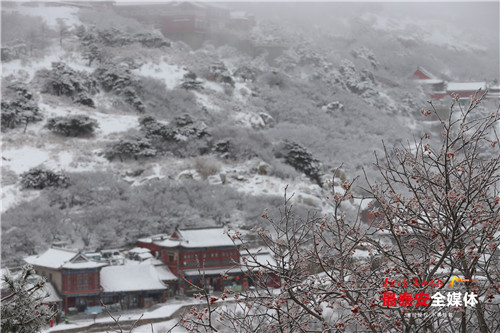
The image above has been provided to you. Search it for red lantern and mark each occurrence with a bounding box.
[235,276,240,281]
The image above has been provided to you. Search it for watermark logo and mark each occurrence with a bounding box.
[381,277,478,308]
[448,276,476,288]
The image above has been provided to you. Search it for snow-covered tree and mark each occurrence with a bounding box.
[46,115,99,137]
[278,141,323,187]
[181,96,499,333]
[104,136,157,161]
[139,116,174,140]
[56,18,70,47]
[76,25,106,66]
[1,83,42,132]
[181,71,204,91]
[20,168,70,190]
[1,265,55,333]
[94,63,145,112]
[37,62,97,107]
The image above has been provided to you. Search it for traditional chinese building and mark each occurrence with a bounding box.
[487,84,500,100]
[411,67,446,100]
[114,1,229,38]
[137,227,242,294]
[100,261,170,309]
[24,247,107,313]
[446,82,488,100]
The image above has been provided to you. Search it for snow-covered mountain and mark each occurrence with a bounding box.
[1,1,498,266]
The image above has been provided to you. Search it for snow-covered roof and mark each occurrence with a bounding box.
[34,281,62,303]
[417,79,444,85]
[61,261,107,269]
[100,262,167,293]
[154,264,177,281]
[128,247,152,254]
[183,266,240,276]
[242,248,277,269]
[139,227,241,249]
[447,82,487,92]
[414,66,436,80]
[138,252,154,261]
[24,248,107,270]
[25,248,79,270]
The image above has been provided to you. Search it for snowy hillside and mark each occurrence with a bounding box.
[1,1,498,266]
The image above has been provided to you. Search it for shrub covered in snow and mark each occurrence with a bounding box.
[350,46,378,69]
[89,27,170,48]
[234,66,259,82]
[205,62,234,86]
[140,115,208,144]
[322,101,344,114]
[278,141,323,186]
[94,62,145,112]
[335,60,377,97]
[20,167,70,189]
[213,139,233,159]
[139,116,173,139]
[181,71,203,90]
[261,70,288,89]
[1,83,42,132]
[104,136,157,161]
[37,62,97,107]
[76,26,106,67]
[194,156,220,180]
[46,115,99,137]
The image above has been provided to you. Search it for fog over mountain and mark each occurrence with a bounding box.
[1,0,498,265]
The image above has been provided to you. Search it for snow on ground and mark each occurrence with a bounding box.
[232,112,265,129]
[46,300,200,333]
[1,184,40,213]
[38,102,141,138]
[3,2,80,27]
[203,80,224,93]
[216,159,329,211]
[2,146,51,174]
[193,91,221,112]
[2,53,65,82]
[94,113,140,137]
[2,42,92,82]
[132,58,187,89]
[234,81,251,103]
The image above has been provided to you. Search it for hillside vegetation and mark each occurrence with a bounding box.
[1,2,498,266]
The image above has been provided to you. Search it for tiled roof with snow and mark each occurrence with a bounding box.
[242,248,277,269]
[417,79,444,85]
[170,227,240,248]
[100,262,167,293]
[33,282,62,303]
[415,66,436,80]
[139,227,241,249]
[24,248,106,270]
[61,261,107,269]
[447,82,487,92]
[154,264,177,281]
[24,248,79,269]
[128,247,152,254]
